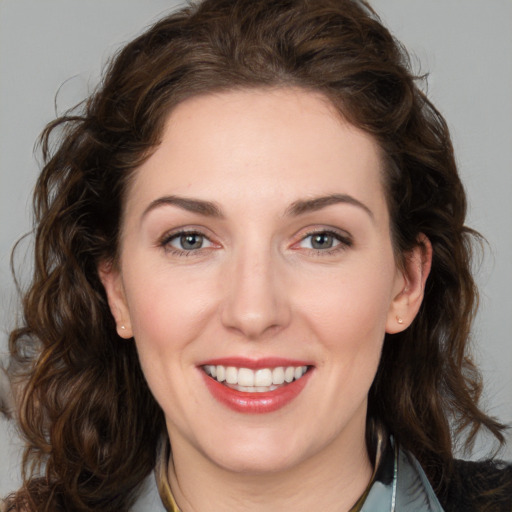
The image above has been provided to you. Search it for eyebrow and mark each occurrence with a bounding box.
[285,193,374,219]
[142,193,373,221]
[142,195,224,219]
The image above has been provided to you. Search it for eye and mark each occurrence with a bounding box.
[301,232,339,250]
[164,231,213,252]
[296,230,352,252]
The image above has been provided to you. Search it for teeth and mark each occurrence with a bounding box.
[203,364,308,389]
[225,366,238,384]
[216,365,226,382]
[272,367,285,385]
[255,368,272,387]
[238,367,254,387]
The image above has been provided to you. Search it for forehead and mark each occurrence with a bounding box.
[125,87,387,221]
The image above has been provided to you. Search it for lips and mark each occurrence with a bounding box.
[199,358,313,413]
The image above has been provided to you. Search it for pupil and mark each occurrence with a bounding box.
[181,234,202,250]
[312,233,332,249]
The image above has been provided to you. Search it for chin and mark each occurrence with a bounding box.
[210,448,301,475]
[199,427,313,475]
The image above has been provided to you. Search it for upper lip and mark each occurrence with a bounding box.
[197,357,313,370]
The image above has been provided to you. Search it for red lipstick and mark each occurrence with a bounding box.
[199,358,313,414]
[198,357,313,370]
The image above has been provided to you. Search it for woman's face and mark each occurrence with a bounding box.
[102,88,426,475]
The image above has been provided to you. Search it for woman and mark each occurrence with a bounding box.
[4,0,511,510]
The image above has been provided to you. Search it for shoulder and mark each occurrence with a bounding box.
[439,459,512,512]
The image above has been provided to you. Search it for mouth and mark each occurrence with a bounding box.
[202,364,310,392]
[199,359,314,413]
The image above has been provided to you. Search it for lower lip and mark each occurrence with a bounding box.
[202,370,312,414]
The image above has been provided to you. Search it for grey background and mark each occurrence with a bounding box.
[1,0,511,505]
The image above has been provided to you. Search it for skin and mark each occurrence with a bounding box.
[101,88,431,512]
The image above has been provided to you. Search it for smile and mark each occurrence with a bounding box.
[200,360,313,413]
[202,364,309,392]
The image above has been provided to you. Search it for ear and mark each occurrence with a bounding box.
[98,261,133,339]
[386,234,432,334]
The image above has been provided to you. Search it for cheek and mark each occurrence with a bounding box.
[122,270,212,413]
[295,255,397,374]
[121,260,219,373]
[302,266,395,336]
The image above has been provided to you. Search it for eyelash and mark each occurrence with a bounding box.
[158,228,353,257]
[295,229,353,255]
[159,230,215,256]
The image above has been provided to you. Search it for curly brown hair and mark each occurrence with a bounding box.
[6,0,507,510]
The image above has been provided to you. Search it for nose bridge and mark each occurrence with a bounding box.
[221,238,289,339]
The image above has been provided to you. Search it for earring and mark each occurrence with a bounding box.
[396,316,404,324]
[120,325,126,330]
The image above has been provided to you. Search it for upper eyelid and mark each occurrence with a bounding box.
[294,226,353,242]
[159,226,215,244]
[288,229,353,255]
[159,230,218,256]
[156,225,353,248]
[165,230,209,242]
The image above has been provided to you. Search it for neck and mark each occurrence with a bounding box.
[166,422,373,512]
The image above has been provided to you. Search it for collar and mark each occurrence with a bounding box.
[357,435,445,512]
[154,432,445,512]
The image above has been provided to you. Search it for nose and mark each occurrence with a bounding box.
[220,247,291,340]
